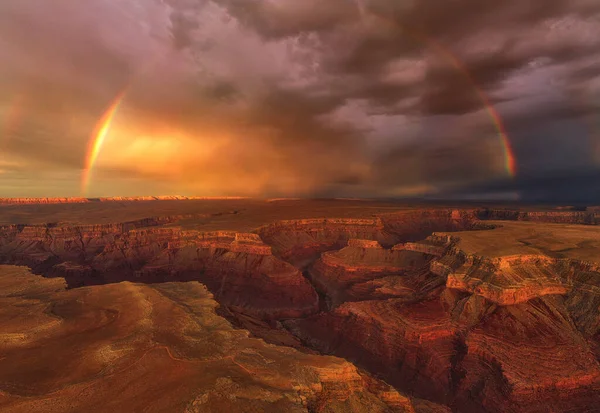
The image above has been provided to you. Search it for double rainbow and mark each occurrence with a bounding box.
[81,13,518,195]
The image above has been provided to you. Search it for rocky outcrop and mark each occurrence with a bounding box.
[286,298,460,405]
[445,255,570,305]
[396,234,455,257]
[255,218,400,267]
[307,237,451,307]
[455,296,600,412]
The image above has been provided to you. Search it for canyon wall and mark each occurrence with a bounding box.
[1,208,600,412]
[0,196,248,205]
[0,217,318,320]
[476,208,600,224]
[1,265,445,413]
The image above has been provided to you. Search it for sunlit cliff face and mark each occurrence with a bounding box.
[1,1,600,199]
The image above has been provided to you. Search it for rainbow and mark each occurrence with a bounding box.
[80,9,519,198]
[81,91,126,195]
[359,8,517,177]
[418,35,517,177]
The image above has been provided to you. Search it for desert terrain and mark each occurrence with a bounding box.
[1,198,600,412]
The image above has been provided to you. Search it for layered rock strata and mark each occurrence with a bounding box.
[287,231,600,412]
[445,254,570,305]
[1,208,600,412]
[255,210,484,268]
[0,196,248,205]
[476,208,600,225]
[255,218,400,267]
[0,219,318,320]
[307,235,453,307]
[1,265,444,413]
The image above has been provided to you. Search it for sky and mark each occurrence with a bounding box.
[1,0,600,201]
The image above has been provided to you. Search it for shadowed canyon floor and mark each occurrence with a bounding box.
[1,199,600,412]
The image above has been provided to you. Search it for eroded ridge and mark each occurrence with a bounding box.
[286,229,600,412]
[445,254,569,305]
[1,208,600,412]
[254,217,400,267]
[0,220,319,320]
[306,235,454,308]
[0,265,441,413]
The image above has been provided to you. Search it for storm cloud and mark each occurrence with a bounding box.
[0,0,599,200]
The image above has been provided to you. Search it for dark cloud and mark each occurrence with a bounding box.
[419,52,523,115]
[220,0,600,118]
[371,0,579,40]
[219,0,359,39]
[369,133,507,190]
[1,0,600,198]
[444,167,600,204]
[503,102,595,132]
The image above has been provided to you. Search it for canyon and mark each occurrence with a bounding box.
[0,196,249,205]
[1,199,600,412]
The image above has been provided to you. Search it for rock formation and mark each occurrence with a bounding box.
[445,254,570,305]
[255,218,400,267]
[307,236,450,308]
[1,206,600,412]
[476,208,600,225]
[0,265,443,413]
[0,221,319,320]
